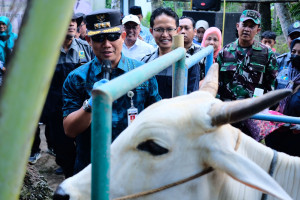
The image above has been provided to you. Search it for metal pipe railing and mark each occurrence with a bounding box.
[186,45,214,70]
[251,114,300,124]
[91,47,186,199]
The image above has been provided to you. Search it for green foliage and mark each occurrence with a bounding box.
[274,41,289,55]
[221,2,243,12]
[106,0,111,8]
[142,11,151,28]
[289,2,300,21]
[162,1,191,18]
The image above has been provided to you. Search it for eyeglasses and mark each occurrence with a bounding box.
[124,25,138,30]
[153,28,177,33]
[91,33,121,42]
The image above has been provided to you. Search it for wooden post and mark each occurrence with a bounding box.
[172,34,186,96]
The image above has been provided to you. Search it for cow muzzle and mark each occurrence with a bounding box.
[53,186,70,200]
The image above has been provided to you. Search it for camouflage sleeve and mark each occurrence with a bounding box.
[216,49,223,69]
[264,49,278,92]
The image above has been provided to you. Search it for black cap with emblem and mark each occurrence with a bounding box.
[288,21,300,36]
[85,9,122,37]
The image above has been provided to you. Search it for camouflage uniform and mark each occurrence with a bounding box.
[217,39,278,101]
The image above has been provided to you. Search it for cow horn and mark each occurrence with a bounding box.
[199,63,219,97]
[209,89,292,126]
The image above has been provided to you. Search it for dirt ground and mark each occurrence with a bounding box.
[33,124,65,192]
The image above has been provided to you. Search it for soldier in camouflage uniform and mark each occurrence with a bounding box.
[216,10,278,138]
[217,10,278,101]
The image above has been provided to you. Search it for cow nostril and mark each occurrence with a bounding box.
[53,186,70,200]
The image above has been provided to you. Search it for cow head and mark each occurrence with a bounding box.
[53,64,292,200]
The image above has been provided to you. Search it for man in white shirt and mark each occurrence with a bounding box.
[122,14,155,61]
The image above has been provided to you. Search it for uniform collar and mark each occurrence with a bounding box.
[124,38,142,49]
[187,42,201,54]
[60,38,78,53]
[229,39,262,51]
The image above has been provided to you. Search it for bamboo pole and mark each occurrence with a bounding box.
[172,34,186,96]
[0,0,75,199]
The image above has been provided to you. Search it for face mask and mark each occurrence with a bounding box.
[291,54,300,70]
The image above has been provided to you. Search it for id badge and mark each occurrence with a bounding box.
[127,107,138,126]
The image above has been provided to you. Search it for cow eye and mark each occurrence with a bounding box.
[137,140,169,156]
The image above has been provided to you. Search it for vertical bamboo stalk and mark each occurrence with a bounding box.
[0,0,75,199]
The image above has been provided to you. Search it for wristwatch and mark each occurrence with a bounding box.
[82,99,91,113]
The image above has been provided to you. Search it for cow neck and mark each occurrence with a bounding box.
[113,132,242,200]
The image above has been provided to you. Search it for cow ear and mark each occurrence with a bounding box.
[207,146,292,200]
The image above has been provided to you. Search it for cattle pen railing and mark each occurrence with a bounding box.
[91,36,213,200]
[90,37,300,200]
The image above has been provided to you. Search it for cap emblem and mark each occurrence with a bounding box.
[94,22,111,29]
[293,22,300,29]
[96,14,106,22]
[246,10,258,19]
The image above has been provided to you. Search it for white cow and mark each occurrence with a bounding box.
[54,64,299,200]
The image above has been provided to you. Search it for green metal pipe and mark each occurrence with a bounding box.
[91,91,112,200]
[185,46,214,69]
[91,47,186,199]
[98,47,186,100]
[0,1,75,199]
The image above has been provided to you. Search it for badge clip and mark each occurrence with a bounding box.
[127,91,138,126]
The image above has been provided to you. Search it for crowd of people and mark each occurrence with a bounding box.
[0,5,298,178]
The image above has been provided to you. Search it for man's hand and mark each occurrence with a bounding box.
[88,79,109,107]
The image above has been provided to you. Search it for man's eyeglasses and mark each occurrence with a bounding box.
[153,28,177,33]
[124,25,138,30]
[91,33,121,42]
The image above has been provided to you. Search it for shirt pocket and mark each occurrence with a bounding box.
[246,63,265,84]
[220,56,237,72]
[220,62,238,85]
[134,86,146,99]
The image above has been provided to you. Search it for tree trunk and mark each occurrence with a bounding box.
[272,6,277,31]
[151,0,163,12]
[259,3,271,34]
[184,1,190,10]
[275,3,292,42]
[111,0,120,10]
[243,3,258,10]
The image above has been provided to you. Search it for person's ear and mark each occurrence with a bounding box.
[257,26,261,34]
[150,28,153,35]
[177,27,181,33]
[121,31,126,40]
[236,22,240,30]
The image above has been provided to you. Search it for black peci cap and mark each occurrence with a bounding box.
[129,6,142,15]
[85,9,122,36]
